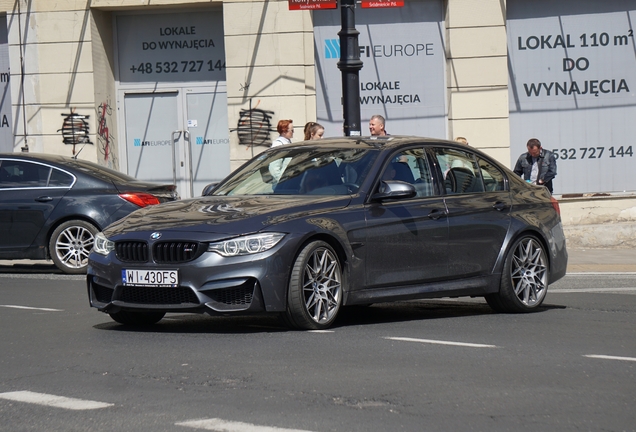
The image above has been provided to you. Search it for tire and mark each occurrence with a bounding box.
[284,241,343,330]
[49,220,99,274]
[486,235,549,313]
[108,310,166,326]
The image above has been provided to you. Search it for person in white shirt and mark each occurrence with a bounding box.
[272,119,294,147]
[369,115,388,136]
[270,119,294,183]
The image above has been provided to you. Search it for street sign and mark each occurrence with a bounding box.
[361,1,404,8]
[288,0,337,10]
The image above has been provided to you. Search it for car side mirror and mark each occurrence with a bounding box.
[371,180,417,201]
[201,182,219,196]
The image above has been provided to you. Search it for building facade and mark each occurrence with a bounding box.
[1,0,635,245]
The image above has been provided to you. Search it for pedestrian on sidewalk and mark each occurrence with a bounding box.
[513,138,557,194]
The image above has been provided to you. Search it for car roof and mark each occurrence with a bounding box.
[281,135,481,152]
[1,152,91,165]
[0,152,135,177]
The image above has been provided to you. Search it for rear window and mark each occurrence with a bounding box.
[49,168,74,187]
[62,159,138,183]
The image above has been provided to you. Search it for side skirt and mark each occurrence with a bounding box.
[345,275,500,305]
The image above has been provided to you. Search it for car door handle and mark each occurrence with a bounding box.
[492,201,508,211]
[428,209,445,220]
[35,196,53,202]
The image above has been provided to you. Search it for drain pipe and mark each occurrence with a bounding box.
[17,0,28,152]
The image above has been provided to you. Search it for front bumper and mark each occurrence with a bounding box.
[86,236,299,316]
[88,274,267,315]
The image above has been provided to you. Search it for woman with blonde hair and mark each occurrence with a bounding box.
[303,122,324,140]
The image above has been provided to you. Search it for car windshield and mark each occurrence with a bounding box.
[213,147,378,196]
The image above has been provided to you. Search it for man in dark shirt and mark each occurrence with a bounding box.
[513,138,557,194]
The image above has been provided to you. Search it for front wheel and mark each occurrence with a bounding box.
[486,236,549,313]
[284,241,343,330]
[49,220,99,274]
[108,310,166,326]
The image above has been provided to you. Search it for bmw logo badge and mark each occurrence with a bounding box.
[150,232,162,240]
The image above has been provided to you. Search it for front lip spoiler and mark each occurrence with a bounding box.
[89,277,267,315]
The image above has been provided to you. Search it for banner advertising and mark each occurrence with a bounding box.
[508,0,636,194]
[0,15,13,151]
[289,0,337,10]
[313,0,446,138]
[116,11,226,83]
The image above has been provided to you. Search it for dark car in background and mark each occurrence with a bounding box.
[87,136,567,329]
[0,153,179,274]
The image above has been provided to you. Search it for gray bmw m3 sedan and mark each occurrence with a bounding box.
[87,136,567,329]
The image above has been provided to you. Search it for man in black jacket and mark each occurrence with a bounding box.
[513,138,557,193]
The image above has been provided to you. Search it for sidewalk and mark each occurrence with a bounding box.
[1,248,635,274]
[566,248,636,273]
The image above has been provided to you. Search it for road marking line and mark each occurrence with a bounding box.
[0,305,63,312]
[566,272,636,276]
[385,337,497,348]
[307,330,334,333]
[583,354,636,362]
[176,418,314,431]
[550,287,636,293]
[0,391,113,410]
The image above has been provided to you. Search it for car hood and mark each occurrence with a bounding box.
[104,195,352,237]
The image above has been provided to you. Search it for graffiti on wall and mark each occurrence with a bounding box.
[96,99,117,168]
[58,108,93,156]
[232,100,276,147]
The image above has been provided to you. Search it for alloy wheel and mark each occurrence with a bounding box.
[55,225,96,269]
[302,246,342,325]
[510,237,548,307]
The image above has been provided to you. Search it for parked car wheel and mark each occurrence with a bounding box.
[109,310,166,326]
[486,235,549,312]
[284,241,343,330]
[49,220,99,274]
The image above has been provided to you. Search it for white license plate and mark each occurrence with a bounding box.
[122,269,179,287]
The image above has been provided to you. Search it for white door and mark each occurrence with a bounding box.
[184,87,231,197]
[122,86,230,199]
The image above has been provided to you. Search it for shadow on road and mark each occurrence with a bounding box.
[0,262,63,275]
[91,300,565,334]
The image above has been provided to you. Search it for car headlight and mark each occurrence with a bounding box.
[208,233,285,257]
[93,232,115,256]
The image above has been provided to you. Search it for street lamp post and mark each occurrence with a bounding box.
[337,0,363,136]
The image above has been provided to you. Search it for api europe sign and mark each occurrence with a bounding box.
[288,0,404,10]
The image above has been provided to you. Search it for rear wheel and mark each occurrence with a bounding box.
[284,241,343,330]
[486,235,549,313]
[108,310,166,326]
[49,220,99,274]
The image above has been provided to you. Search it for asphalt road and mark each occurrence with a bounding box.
[0,272,635,432]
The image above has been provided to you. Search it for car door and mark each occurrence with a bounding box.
[430,147,512,278]
[0,159,71,252]
[363,149,449,288]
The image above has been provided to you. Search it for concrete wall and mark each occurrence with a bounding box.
[446,0,510,166]
[90,9,118,169]
[560,194,636,248]
[222,0,316,171]
[5,0,511,166]
[6,0,97,157]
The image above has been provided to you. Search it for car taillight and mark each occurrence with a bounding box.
[119,193,161,208]
[550,196,561,216]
